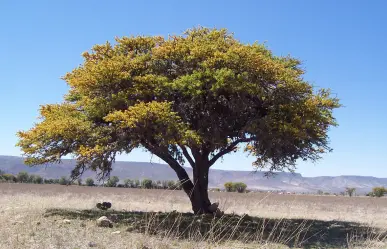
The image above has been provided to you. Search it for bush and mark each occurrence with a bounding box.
[224,182,247,193]
[141,179,153,189]
[133,179,140,188]
[234,182,247,193]
[32,175,43,184]
[105,176,119,187]
[2,174,16,182]
[224,182,235,192]
[77,178,82,186]
[371,187,386,197]
[44,179,55,184]
[161,180,169,189]
[85,178,94,186]
[345,187,356,197]
[124,179,133,188]
[167,180,175,189]
[17,171,29,183]
[59,176,68,185]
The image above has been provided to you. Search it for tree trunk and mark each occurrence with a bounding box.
[191,162,211,213]
[173,161,212,214]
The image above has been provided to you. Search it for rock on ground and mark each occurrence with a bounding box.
[96,216,113,228]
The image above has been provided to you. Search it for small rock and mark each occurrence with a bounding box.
[36,221,41,225]
[111,231,121,234]
[96,216,113,228]
[108,214,119,222]
[88,241,97,247]
[62,219,71,224]
[12,221,25,225]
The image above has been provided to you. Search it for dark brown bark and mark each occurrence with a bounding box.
[173,160,212,214]
[145,144,214,214]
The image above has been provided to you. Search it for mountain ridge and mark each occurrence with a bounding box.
[1,155,386,194]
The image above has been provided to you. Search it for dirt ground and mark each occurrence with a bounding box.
[1,183,387,248]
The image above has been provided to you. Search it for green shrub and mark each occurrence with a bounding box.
[59,176,68,185]
[124,179,133,188]
[345,187,356,197]
[141,179,153,189]
[2,174,16,182]
[85,178,94,186]
[32,175,43,184]
[167,180,175,189]
[17,171,29,183]
[224,182,235,192]
[234,182,247,193]
[133,179,140,188]
[371,187,386,197]
[105,176,119,187]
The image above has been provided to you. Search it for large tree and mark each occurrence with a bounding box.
[17,28,340,214]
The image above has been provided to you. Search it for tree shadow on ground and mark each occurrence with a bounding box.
[45,208,385,248]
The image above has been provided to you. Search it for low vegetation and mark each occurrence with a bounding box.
[0,171,183,190]
[368,187,387,197]
[224,182,248,193]
[1,183,387,249]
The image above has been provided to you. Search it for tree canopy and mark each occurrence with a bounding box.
[17,27,340,213]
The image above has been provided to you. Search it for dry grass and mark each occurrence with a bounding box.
[1,183,387,248]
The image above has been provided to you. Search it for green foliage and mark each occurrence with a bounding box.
[133,179,140,188]
[105,176,119,187]
[345,187,356,197]
[77,178,82,186]
[96,202,112,210]
[224,182,235,192]
[161,180,169,189]
[234,182,247,193]
[224,182,247,193]
[59,176,68,185]
[317,190,324,195]
[124,179,133,188]
[2,174,16,182]
[17,27,340,181]
[141,179,153,189]
[17,171,29,183]
[370,187,386,197]
[44,178,55,184]
[32,175,43,184]
[85,178,94,186]
[167,180,175,189]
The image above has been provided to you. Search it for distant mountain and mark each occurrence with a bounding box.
[1,155,386,194]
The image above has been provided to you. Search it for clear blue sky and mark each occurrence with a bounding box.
[1,1,386,177]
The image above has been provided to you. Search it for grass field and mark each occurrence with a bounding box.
[1,183,387,248]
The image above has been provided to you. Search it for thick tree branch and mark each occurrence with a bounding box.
[209,137,256,167]
[179,144,195,168]
[144,143,189,178]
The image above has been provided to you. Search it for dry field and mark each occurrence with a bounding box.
[1,183,387,249]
